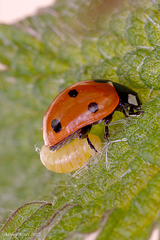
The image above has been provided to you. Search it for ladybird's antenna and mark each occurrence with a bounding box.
[87,136,98,153]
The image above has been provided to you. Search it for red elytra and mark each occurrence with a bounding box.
[43,80,119,149]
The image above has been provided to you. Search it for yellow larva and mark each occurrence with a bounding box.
[40,134,101,173]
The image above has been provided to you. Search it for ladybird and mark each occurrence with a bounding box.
[43,79,142,152]
[40,134,101,173]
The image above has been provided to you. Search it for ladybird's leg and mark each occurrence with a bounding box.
[49,145,56,151]
[49,141,64,151]
[86,136,98,153]
[119,102,143,117]
[128,111,142,116]
[104,114,113,143]
[79,125,98,153]
[118,102,130,117]
[105,126,110,143]
[129,106,144,116]
[122,108,129,117]
[121,105,130,117]
[129,105,135,114]
[49,131,79,151]
[79,125,92,139]
[121,104,143,117]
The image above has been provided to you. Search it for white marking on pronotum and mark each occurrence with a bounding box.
[107,81,114,87]
[128,94,138,106]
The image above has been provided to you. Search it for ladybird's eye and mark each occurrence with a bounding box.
[88,102,99,113]
[51,119,62,133]
[68,89,78,97]
[128,94,138,106]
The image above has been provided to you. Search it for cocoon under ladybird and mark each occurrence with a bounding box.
[40,134,101,173]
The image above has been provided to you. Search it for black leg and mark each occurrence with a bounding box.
[105,125,110,143]
[104,114,113,143]
[79,125,92,139]
[87,136,97,153]
[123,108,129,117]
[129,110,144,116]
[120,102,143,117]
[104,114,113,125]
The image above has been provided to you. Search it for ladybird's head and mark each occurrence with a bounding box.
[110,82,142,116]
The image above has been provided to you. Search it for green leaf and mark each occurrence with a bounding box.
[0,0,160,239]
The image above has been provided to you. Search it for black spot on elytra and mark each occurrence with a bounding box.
[51,119,62,133]
[88,102,99,113]
[68,89,78,97]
